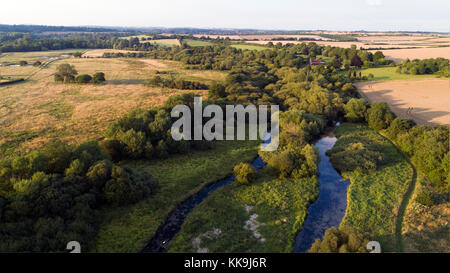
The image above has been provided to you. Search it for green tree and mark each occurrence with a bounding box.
[366,102,394,131]
[344,98,368,122]
[92,72,106,83]
[55,63,78,83]
[233,162,256,185]
[308,226,369,253]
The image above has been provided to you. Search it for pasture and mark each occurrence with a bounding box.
[231,43,268,51]
[356,79,450,126]
[0,50,226,156]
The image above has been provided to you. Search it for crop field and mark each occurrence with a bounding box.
[356,78,450,126]
[241,33,450,61]
[0,50,226,156]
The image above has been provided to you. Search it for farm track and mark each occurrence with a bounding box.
[392,143,418,252]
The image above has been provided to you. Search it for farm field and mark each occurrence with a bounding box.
[240,33,450,60]
[0,50,226,156]
[356,78,450,126]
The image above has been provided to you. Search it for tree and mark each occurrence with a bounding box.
[308,226,369,253]
[373,51,385,61]
[331,56,342,69]
[92,72,106,83]
[233,163,256,184]
[344,98,368,122]
[75,74,92,84]
[55,63,78,83]
[351,54,363,67]
[208,83,226,99]
[366,102,394,131]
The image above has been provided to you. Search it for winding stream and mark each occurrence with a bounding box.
[293,132,350,252]
[142,130,350,253]
[142,135,271,253]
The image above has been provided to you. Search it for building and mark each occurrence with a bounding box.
[309,58,326,65]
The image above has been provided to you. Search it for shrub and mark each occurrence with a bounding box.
[233,163,256,185]
[415,190,434,206]
[75,74,92,84]
[92,72,106,83]
[308,226,369,253]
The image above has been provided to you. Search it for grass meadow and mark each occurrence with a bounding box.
[0,50,226,157]
[167,167,319,252]
[335,123,413,252]
[356,66,438,81]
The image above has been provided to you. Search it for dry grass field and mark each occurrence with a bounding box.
[356,79,450,126]
[0,50,226,155]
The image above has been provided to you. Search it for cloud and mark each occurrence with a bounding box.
[366,0,382,6]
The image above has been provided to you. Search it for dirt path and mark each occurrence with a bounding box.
[394,149,418,252]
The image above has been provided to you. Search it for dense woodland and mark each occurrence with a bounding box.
[0,33,448,252]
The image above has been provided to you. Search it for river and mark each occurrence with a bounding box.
[142,130,350,253]
[293,132,350,252]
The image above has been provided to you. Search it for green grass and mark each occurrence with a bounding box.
[183,39,214,47]
[335,123,413,252]
[356,66,438,81]
[167,168,319,253]
[37,99,75,119]
[93,139,259,252]
[230,44,268,51]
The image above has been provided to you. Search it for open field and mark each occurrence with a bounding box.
[230,43,268,51]
[356,79,450,126]
[183,39,215,47]
[0,49,85,64]
[369,47,450,62]
[0,50,226,156]
[94,139,259,252]
[82,49,146,57]
[356,67,438,81]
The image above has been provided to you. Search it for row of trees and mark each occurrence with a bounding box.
[146,75,208,90]
[396,58,449,76]
[54,64,105,84]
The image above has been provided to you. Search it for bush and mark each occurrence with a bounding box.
[75,74,92,84]
[233,163,256,185]
[415,190,435,206]
[92,72,106,83]
[308,226,369,253]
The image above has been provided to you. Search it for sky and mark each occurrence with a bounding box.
[0,0,449,32]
